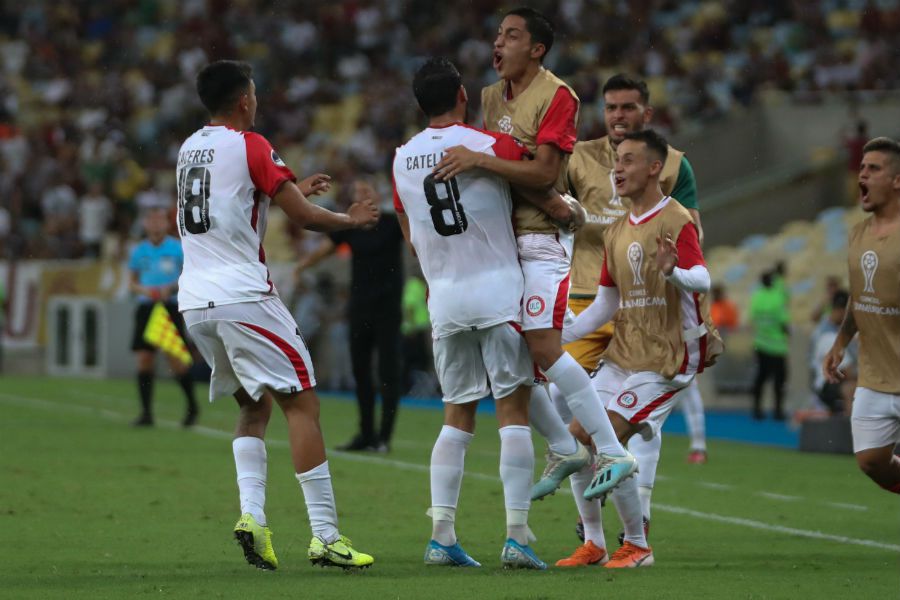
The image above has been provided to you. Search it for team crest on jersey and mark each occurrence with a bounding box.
[498,115,513,134]
[526,295,545,317]
[617,391,638,409]
[861,250,879,293]
[270,149,286,167]
[627,242,645,285]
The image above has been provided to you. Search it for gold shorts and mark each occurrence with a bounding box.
[563,296,614,372]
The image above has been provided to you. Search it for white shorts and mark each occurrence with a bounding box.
[593,360,693,440]
[183,297,316,402]
[518,230,573,331]
[851,387,900,453]
[433,322,534,404]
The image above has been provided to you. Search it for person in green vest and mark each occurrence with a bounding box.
[749,270,791,420]
[401,274,432,395]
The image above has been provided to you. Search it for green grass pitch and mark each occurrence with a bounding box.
[0,375,897,599]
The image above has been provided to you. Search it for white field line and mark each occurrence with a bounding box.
[825,501,869,512]
[697,481,734,491]
[2,392,897,553]
[757,491,803,502]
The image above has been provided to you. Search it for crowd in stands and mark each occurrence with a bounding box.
[0,0,898,260]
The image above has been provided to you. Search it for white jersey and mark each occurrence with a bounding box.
[392,123,530,338]
[175,125,295,310]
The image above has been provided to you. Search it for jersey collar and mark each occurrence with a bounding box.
[628,196,671,225]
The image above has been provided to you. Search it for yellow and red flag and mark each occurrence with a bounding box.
[143,303,193,366]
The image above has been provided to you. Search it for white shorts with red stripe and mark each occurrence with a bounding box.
[593,360,693,440]
[517,230,573,331]
[183,297,316,401]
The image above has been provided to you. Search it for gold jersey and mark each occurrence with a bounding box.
[847,217,900,393]
[482,68,579,234]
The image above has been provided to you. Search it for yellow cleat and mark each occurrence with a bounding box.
[308,535,374,570]
[234,513,278,570]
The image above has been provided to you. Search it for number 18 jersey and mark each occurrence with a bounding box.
[392,123,529,338]
[175,125,296,311]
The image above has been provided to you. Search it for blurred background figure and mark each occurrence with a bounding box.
[128,208,197,427]
[290,271,325,360]
[810,289,856,416]
[842,117,869,204]
[297,181,404,452]
[750,270,791,420]
[401,271,435,397]
[710,284,739,333]
[809,275,842,324]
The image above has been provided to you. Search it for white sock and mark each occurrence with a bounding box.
[233,436,267,525]
[570,463,605,549]
[529,385,577,454]
[611,475,647,548]
[681,380,707,452]
[296,461,339,544]
[548,383,573,424]
[499,425,533,545]
[629,433,661,520]
[430,425,473,546]
[545,353,625,456]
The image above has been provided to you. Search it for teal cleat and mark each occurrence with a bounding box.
[424,540,481,567]
[500,539,547,570]
[583,451,638,500]
[531,442,591,501]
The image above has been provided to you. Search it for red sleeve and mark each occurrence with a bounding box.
[676,222,705,269]
[244,132,296,198]
[599,251,616,287]
[536,87,578,153]
[491,133,532,161]
[392,171,404,214]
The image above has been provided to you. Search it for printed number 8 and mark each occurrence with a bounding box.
[423,174,467,237]
[179,166,211,235]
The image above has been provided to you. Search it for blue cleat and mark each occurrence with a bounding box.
[500,538,547,570]
[424,540,481,567]
[583,451,639,500]
[531,443,591,501]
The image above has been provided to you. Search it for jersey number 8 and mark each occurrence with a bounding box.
[423,174,467,236]
[178,166,211,235]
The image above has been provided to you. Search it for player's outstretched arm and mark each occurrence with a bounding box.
[435,143,562,190]
[562,285,619,344]
[273,180,379,232]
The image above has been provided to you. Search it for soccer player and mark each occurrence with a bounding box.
[394,57,568,570]
[176,60,377,571]
[434,6,629,502]
[823,136,900,495]
[128,207,197,428]
[563,129,722,568]
[559,75,707,563]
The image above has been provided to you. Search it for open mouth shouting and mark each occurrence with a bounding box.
[859,181,869,202]
[493,50,503,72]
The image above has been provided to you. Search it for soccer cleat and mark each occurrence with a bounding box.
[604,541,654,568]
[555,541,608,567]
[531,443,591,501]
[234,513,278,570]
[687,449,707,464]
[500,538,547,570]
[616,516,651,546]
[308,535,374,569]
[583,450,638,500]
[132,414,154,427]
[424,540,481,567]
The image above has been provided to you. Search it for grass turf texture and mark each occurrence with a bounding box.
[0,375,897,599]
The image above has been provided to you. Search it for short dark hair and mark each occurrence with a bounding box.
[413,57,462,118]
[831,289,850,309]
[863,136,900,173]
[505,7,554,59]
[602,73,650,104]
[622,129,668,165]
[196,60,253,116]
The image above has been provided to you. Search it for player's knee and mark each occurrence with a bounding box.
[855,452,887,481]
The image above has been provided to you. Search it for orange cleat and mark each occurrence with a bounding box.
[555,541,608,567]
[604,541,654,568]
[687,450,707,464]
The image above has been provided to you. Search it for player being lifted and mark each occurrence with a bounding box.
[394,57,577,570]
[823,136,900,495]
[434,6,632,503]
[562,129,722,568]
[176,60,377,571]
